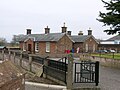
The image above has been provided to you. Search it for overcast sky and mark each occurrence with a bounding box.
[0,0,115,42]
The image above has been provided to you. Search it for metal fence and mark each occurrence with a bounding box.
[15,52,21,57]
[32,56,44,64]
[43,57,68,84]
[74,60,99,86]
[48,58,67,71]
[22,53,29,60]
[43,65,67,84]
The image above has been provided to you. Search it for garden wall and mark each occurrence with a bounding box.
[80,54,120,69]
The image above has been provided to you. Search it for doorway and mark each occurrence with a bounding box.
[28,44,32,53]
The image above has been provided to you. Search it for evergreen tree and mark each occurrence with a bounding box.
[97,0,120,35]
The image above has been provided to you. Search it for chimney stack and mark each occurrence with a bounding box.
[67,31,71,36]
[88,28,92,35]
[61,22,67,33]
[45,26,50,34]
[78,31,83,35]
[26,29,31,35]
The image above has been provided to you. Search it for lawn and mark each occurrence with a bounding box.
[91,53,120,60]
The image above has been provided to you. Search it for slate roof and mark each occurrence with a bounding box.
[106,35,120,41]
[70,35,92,42]
[0,61,24,87]
[17,33,94,43]
[18,33,65,42]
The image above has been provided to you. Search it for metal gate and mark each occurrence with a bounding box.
[43,57,68,84]
[74,60,99,86]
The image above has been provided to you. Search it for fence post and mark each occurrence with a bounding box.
[20,52,23,67]
[8,51,11,60]
[95,61,99,86]
[13,52,16,63]
[67,54,73,90]
[29,55,32,72]
[2,50,4,60]
[43,58,49,78]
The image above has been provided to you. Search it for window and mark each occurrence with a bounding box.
[46,42,50,52]
[23,43,26,51]
[86,44,88,52]
[93,44,95,52]
[35,42,39,52]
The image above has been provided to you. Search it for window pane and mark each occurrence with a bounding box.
[46,42,50,52]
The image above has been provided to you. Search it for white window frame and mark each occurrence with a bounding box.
[93,44,95,52]
[35,42,39,52]
[23,43,26,51]
[86,43,88,52]
[46,42,50,52]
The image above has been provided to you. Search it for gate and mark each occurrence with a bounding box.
[43,57,68,84]
[74,60,99,86]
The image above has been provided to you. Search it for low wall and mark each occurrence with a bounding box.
[1,51,43,77]
[80,54,120,69]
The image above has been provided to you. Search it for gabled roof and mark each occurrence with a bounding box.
[18,33,66,42]
[17,33,97,43]
[70,35,92,42]
[106,35,120,41]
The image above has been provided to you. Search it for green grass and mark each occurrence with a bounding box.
[91,53,120,60]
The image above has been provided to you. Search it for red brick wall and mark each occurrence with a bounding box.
[50,42,56,54]
[73,42,83,53]
[38,35,72,55]
[0,75,25,90]
[57,34,72,53]
[73,36,98,53]
[39,42,57,55]
[39,42,45,55]
[84,37,98,52]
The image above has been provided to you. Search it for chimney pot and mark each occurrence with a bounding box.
[61,22,67,33]
[67,31,71,36]
[26,29,31,35]
[45,26,50,34]
[88,29,92,35]
[78,31,83,35]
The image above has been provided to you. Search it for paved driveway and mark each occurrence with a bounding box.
[99,66,120,90]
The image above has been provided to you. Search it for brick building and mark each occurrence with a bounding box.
[71,30,98,53]
[0,61,25,90]
[99,35,120,52]
[17,24,98,54]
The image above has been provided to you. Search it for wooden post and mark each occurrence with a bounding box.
[20,52,23,67]
[67,54,73,90]
[2,50,4,61]
[13,52,16,63]
[43,57,49,78]
[29,55,32,72]
[8,51,11,60]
